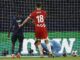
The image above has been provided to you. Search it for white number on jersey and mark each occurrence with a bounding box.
[36,15,44,23]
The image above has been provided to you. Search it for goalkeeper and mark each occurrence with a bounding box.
[8,12,24,58]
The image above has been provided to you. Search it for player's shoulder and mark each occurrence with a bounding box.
[41,9,46,12]
[42,9,46,12]
[31,10,36,14]
[29,10,36,16]
[41,10,47,14]
[31,10,46,14]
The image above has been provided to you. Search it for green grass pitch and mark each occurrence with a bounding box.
[0,56,80,60]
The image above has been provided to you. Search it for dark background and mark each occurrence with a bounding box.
[0,0,80,32]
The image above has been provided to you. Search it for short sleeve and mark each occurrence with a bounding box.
[29,12,34,19]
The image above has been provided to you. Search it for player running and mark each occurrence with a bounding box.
[8,12,24,58]
[19,3,53,57]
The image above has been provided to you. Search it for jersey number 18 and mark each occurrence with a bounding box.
[36,15,44,23]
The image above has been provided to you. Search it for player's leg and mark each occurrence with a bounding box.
[45,39,52,54]
[17,35,24,58]
[35,31,44,57]
[45,39,54,57]
[11,35,17,58]
[41,29,54,57]
[35,39,43,57]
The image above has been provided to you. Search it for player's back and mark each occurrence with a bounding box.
[30,9,48,39]
[30,10,47,28]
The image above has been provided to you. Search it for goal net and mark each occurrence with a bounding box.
[0,0,80,56]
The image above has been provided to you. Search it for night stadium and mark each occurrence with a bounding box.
[0,0,80,60]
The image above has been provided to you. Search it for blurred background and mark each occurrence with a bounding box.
[0,0,80,56]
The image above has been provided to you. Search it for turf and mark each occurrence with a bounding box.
[0,56,80,60]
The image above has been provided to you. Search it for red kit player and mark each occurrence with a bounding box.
[19,3,53,57]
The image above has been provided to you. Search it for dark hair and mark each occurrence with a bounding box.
[36,3,42,8]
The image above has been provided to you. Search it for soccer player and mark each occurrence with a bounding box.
[19,3,53,57]
[8,12,24,58]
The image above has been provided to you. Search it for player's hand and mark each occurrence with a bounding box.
[18,24,23,28]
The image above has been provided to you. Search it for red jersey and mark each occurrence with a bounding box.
[29,10,47,29]
[29,9,48,39]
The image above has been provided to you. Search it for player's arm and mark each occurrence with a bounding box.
[19,16,31,27]
[19,16,30,27]
[8,23,13,39]
[19,12,34,27]
[8,17,14,39]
